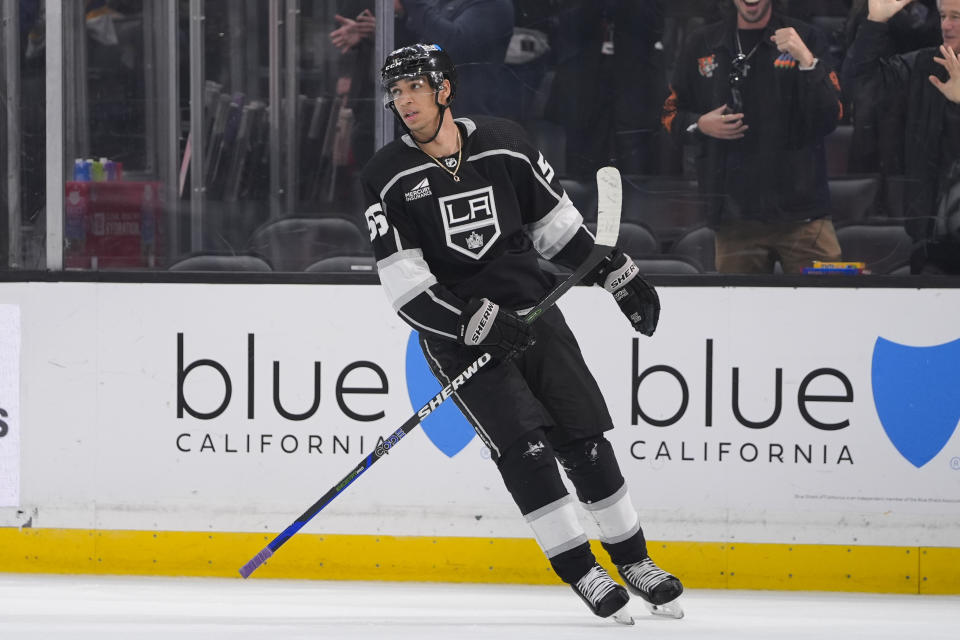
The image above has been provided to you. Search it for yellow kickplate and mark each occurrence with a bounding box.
[0,528,956,594]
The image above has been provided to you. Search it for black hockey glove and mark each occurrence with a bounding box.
[457,297,535,361]
[592,251,660,336]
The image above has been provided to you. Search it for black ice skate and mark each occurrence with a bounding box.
[617,556,684,618]
[571,564,633,625]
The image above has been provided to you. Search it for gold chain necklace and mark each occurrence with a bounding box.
[420,130,463,182]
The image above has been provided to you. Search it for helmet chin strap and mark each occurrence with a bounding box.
[390,94,449,146]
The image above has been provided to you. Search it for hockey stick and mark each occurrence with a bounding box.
[238,166,622,579]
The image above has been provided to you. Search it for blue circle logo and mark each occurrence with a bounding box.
[404,332,477,457]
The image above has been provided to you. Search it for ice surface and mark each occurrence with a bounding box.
[1,573,958,639]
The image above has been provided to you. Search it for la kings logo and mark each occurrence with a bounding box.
[405,177,432,202]
[438,186,500,259]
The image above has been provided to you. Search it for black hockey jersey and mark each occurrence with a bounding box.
[359,116,595,341]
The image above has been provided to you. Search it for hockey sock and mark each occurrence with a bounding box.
[496,429,596,584]
[555,436,648,565]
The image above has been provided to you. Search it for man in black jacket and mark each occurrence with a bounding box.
[842,0,960,274]
[662,0,844,273]
[398,0,515,116]
[545,0,668,177]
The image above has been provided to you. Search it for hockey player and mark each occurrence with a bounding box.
[360,43,683,623]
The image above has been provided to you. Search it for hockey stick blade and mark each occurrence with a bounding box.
[238,167,622,579]
[594,166,622,248]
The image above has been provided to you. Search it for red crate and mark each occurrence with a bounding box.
[65,181,162,269]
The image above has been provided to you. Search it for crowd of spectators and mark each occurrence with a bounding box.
[12,1,949,274]
[322,0,957,275]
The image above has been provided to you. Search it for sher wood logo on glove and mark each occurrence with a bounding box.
[466,299,498,345]
[595,251,661,337]
[458,297,535,360]
[607,259,640,294]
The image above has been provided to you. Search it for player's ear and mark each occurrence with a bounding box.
[440,79,451,105]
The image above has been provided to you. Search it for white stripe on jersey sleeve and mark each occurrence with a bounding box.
[399,309,458,341]
[425,287,461,315]
[377,249,437,311]
[525,193,584,259]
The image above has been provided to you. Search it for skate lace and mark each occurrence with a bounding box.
[575,565,618,606]
[621,557,671,593]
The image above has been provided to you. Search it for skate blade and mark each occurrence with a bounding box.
[644,599,684,619]
[610,603,635,625]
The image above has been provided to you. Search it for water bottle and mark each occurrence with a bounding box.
[91,158,106,181]
[73,159,91,181]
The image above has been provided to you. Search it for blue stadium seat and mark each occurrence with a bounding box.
[828,175,880,226]
[672,225,716,272]
[837,223,915,274]
[169,253,272,272]
[559,178,598,222]
[620,175,707,246]
[634,255,703,274]
[248,217,370,272]
[586,221,660,256]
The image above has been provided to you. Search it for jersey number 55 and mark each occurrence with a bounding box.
[365,203,389,241]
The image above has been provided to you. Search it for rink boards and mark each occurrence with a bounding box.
[0,282,958,593]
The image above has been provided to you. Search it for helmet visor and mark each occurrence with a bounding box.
[382,74,442,106]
